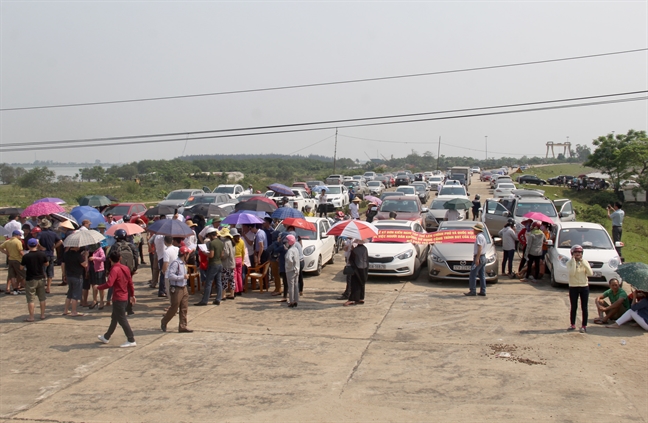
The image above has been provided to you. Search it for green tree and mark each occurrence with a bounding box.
[16,166,55,188]
[585,130,637,194]
[621,131,648,193]
[0,164,16,184]
[574,144,591,161]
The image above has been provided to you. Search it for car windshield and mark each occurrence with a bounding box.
[557,228,613,249]
[184,196,216,206]
[430,200,448,210]
[344,182,357,187]
[430,177,443,182]
[275,224,316,240]
[515,202,557,217]
[497,183,515,189]
[103,206,130,215]
[327,186,342,194]
[380,200,420,213]
[413,185,426,192]
[213,186,235,194]
[238,195,263,202]
[439,187,466,195]
[368,181,381,187]
[307,181,323,187]
[397,173,407,177]
[166,191,192,200]
[380,192,401,200]
[397,187,416,195]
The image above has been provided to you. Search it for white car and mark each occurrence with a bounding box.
[367,181,386,196]
[277,217,335,275]
[428,176,445,191]
[395,186,418,197]
[324,185,349,208]
[493,182,516,198]
[366,220,429,279]
[213,184,245,199]
[545,222,622,287]
[443,180,462,186]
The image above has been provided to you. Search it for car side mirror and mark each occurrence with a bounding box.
[466,192,470,196]
[545,240,554,247]
[502,211,509,217]
[560,211,570,217]
[615,241,624,248]
[321,232,328,238]
[421,207,428,213]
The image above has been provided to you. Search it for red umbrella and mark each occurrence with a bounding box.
[282,217,316,231]
[523,212,553,224]
[326,220,379,240]
[21,202,64,217]
[106,223,146,236]
[243,196,277,206]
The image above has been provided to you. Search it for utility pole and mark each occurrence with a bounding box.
[333,128,338,173]
[485,136,488,161]
[436,136,441,171]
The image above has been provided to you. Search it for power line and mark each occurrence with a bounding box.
[2,95,645,153]
[1,48,646,112]
[288,133,336,155]
[3,90,646,149]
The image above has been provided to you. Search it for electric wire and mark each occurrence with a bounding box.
[2,90,646,149]
[2,95,645,153]
[1,48,645,112]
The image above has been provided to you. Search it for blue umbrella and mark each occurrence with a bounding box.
[70,206,105,228]
[312,185,329,192]
[271,207,305,220]
[267,183,294,196]
[222,212,264,225]
[147,219,194,237]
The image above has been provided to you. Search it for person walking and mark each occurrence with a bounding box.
[349,198,361,220]
[231,229,245,296]
[343,239,368,306]
[62,246,87,317]
[464,223,487,297]
[161,246,193,333]
[284,235,300,308]
[0,230,26,295]
[471,194,481,221]
[317,189,328,218]
[97,251,137,347]
[607,202,624,257]
[521,221,544,283]
[498,219,517,278]
[20,238,49,321]
[566,244,593,333]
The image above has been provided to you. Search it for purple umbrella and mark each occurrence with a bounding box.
[34,197,66,205]
[267,183,294,196]
[21,202,65,217]
[222,211,264,225]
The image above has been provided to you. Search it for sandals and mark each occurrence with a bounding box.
[88,302,98,309]
[343,301,356,307]
[593,318,606,325]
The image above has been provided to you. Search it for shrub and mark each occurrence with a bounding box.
[587,191,621,208]
[575,204,607,225]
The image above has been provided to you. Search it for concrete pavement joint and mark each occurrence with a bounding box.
[339,281,407,398]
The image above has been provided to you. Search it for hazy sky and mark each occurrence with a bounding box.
[1,1,647,164]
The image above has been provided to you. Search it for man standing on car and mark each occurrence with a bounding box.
[607,202,624,257]
[465,223,487,297]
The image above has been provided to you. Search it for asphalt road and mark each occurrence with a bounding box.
[0,175,646,422]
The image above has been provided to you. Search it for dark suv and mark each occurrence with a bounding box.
[395,173,411,186]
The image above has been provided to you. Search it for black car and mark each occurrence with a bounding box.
[395,173,411,186]
[547,175,574,185]
[518,175,547,185]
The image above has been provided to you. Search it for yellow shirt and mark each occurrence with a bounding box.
[234,238,246,259]
[567,258,593,287]
[1,238,23,261]
[304,211,315,217]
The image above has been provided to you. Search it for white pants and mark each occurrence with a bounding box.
[286,270,299,305]
[616,309,648,331]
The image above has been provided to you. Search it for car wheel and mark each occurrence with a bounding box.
[550,271,561,288]
[410,257,422,280]
[327,250,334,265]
[314,255,323,276]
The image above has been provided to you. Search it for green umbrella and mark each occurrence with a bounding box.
[615,262,648,291]
[443,198,473,210]
[79,195,111,207]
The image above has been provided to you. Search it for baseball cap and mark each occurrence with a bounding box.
[28,238,39,247]
[12,230,22,237]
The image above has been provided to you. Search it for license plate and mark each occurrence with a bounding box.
[593,271,602,277]
[453,265,471,271]
[369,264,386,270]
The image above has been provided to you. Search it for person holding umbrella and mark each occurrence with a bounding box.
[62,245,88,317]
[471,194,481,221]
[521,221,545,283]
[343,239,369,306]
[97,250,137,347]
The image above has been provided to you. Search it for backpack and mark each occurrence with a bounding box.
[114,241,136,274]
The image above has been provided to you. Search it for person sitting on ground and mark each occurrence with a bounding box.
[606,289,648,331]
[594,278,629,324]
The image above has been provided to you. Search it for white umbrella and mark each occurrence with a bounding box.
[63,230,106,248]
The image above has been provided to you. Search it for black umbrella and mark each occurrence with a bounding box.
[0,207,24,216]
[145,205,177,218]
[234,199,277,213]
[184,204,210,218]
[102,195,120,202]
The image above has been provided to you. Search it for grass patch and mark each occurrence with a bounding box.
[524,164,597,180]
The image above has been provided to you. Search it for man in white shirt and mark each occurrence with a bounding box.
[349,198,361,219]
[317,189,328,218]
[465,223,487,297]
[445,208,460,222]
[162,236,179,300]
[154,233,168,297]
[4,215,21,234]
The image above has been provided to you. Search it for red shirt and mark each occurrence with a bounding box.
[98,262,134,302]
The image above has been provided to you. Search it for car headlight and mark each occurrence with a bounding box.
[558,254,570,267]
[303,246,315,256]
[430,252,445,263]
[486,254,496,264]
[609,257,620,270]
[395,249,414,260]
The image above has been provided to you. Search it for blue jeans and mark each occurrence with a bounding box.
[468,254,487,294]
[158,258,166,296]
[201,264,222,304]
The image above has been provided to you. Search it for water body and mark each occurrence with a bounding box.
[12,165,112,178]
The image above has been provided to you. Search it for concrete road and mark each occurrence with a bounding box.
[1,176,646,422]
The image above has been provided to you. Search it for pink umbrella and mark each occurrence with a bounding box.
[106,223,146,236]
[364,195,382,206]
[523,212,553,224]
[21,202,64,217]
